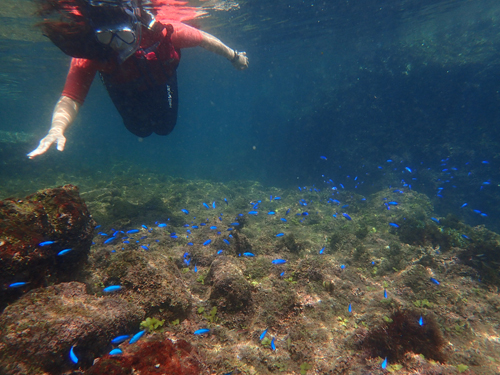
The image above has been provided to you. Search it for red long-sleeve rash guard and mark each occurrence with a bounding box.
[61,22,203,105]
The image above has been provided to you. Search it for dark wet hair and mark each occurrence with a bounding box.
[34,0,114,60]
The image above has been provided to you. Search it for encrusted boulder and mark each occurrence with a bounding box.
[207,256,252,312]
[86,336,201,375]
[0,282,144,375]
[0,185,95,310]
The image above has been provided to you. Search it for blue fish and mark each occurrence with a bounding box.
[9,282,27,288]
[320,156,327,160]
[57,248,72,256]
[280,271,285,277]
[203,203,209,209]
[192,225,199,229]
[142,225,148,230]
[127,229,140,234]
[419,316,424,326]
[104,237,116,244]
[230,222,240,226]
[272,259,287,265]
[340,265,346,269]
[70,345,78,364]
[405,167,412,173]
[276,233,284,237]
[194,265,198,273]
[319,247,325,254]
[342,213,352,221]
[384,289,388,299]
[381,357,387,369]
[181,209,189,215]
[348,303,352,313]
[217,250,223,255]
[223,239,230,245]
[388,201,398,205]
[141,245,149,250]
[212,201,216,209]
[268,211,275,215]
[203,239,212,246]
[286,209,290,215]
[280,218,287,222]
[389,223,399,228]
[271,337,276,351]
[39,241,55,246]
[248,211,258,215]
[129,330,146,344]
[103,285,122,293]
[260,329,267,340]
[210,226,217,230]
[194,328,210,335]
[430,277,440,285]
[460,203,467,208]
[461,234,470,240]
[109,348,123,355]
[243,252,255,257]
[224,198,228,205]
[430,217,440,224]
[187,242,193,246]
[111,335,129,344]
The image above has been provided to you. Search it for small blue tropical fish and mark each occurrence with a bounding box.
[224,198,228,205]
[223,239,230,245]
[127,229,140,234]
[280,218,287,222]
[243,252,255,257]
[212,201,216,209]
[104,237,116,244]
[268,211,275,215]
[69,345,78,364]
[141,245,149,251]
[348,303,352,313]
[319,247,325,254]
[419,316,424,326]
[203,239,212,246]
[39,241,55,246]
[381,357,387,369]
[320,156,327,160]
[194,328,210,335]
[111,335,129,344]
[57,249,72,256]
[260,329,267,340]
[203,203,209,209]
[129,330,146,344]
[272,259,287,265]
[217,250,223,255]
[109,348,123,355]
[430,277,440,285]
[384,289,388,299]
[389,223,399,228]
[248,211,258,215]
[270,337,276,351]
[181,209,189,214]
[430,217,440,224]
[342,213,352,221]
[9,282,27,288]
[276,233,284,237]
[103,285,122,293]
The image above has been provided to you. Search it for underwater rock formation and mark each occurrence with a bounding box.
[0,184,95,310]
[86,336,201,375]
[207,256,252,312]
[0,282,144,375]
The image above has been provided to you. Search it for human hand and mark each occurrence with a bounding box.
[232,51,249,70]
[27,128,66,159]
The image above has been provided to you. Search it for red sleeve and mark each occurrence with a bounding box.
[170,22,203,49]
[61,58,98,105]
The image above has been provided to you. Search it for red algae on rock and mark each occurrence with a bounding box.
[86,337,201,375]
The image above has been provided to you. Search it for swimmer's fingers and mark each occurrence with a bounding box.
[233,52,249,70]
[27,131,66,159]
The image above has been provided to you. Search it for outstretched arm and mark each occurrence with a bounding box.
[27,96,80,159]
[199,30,249,70]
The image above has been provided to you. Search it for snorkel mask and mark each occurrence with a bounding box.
[88,0,142,63]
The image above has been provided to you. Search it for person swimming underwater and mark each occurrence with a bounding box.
[28,0,248,159]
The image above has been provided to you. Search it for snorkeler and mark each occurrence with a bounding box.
[27,0,248,159]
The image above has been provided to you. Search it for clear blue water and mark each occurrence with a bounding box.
[2,0,500,230]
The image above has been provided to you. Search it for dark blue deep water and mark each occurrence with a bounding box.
[2,0,500,230]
